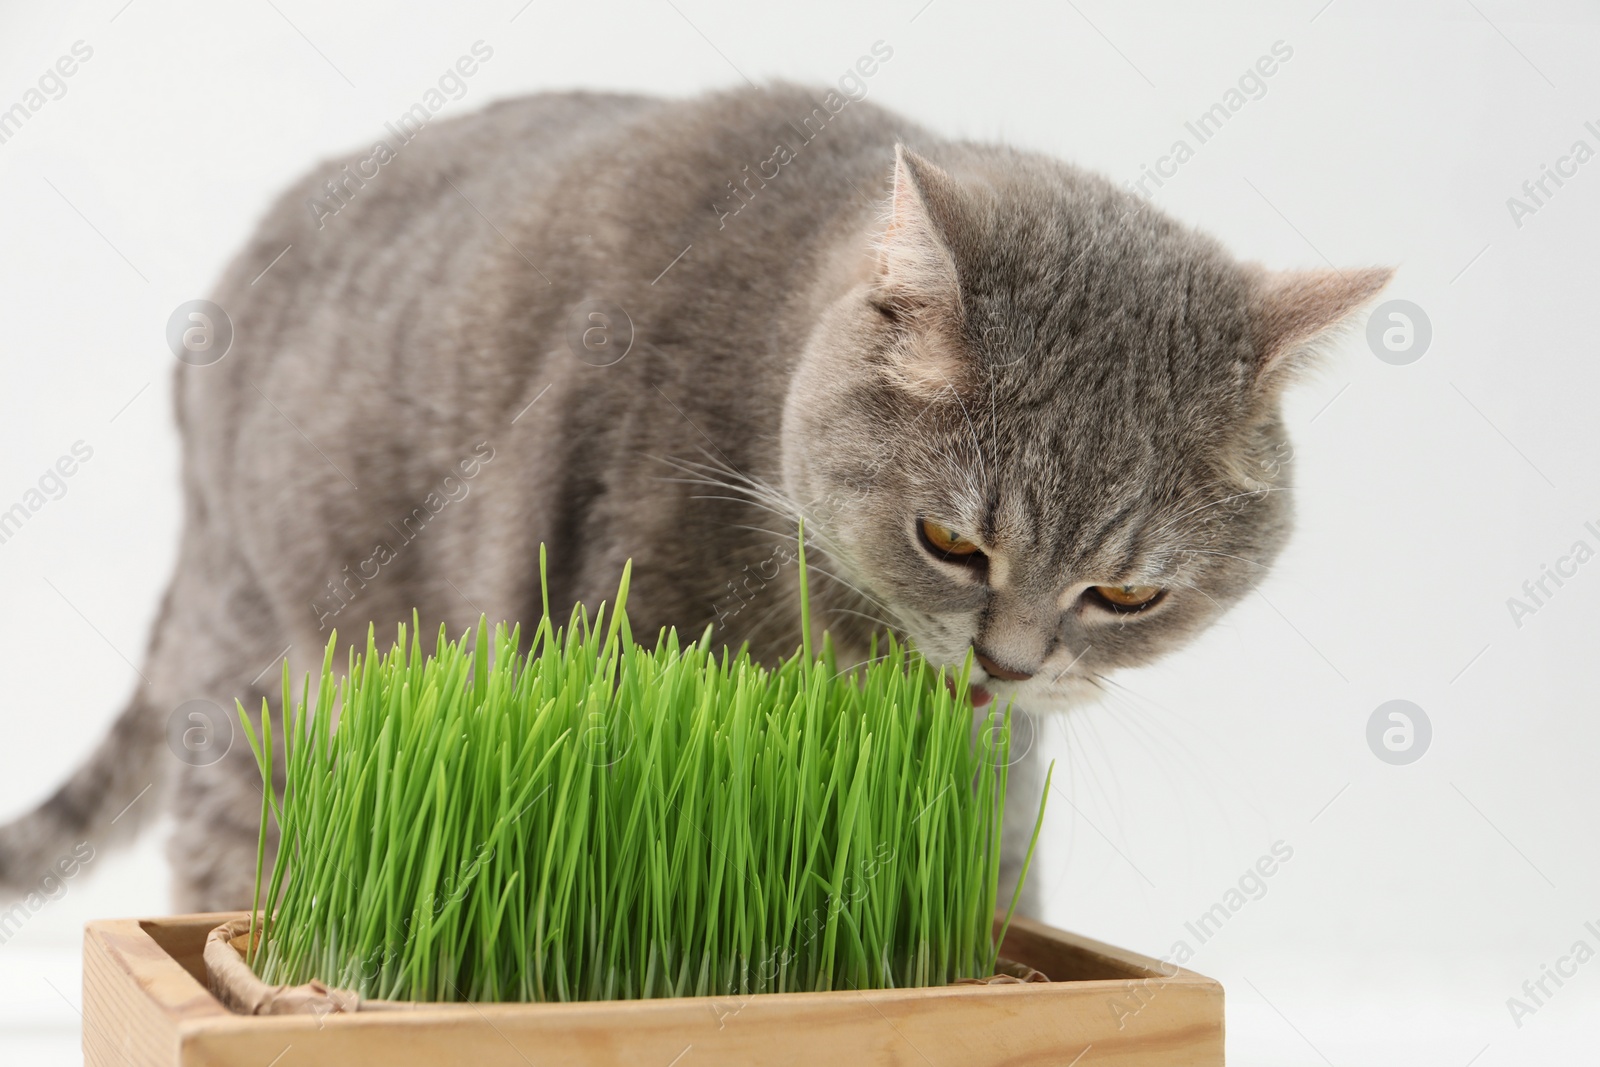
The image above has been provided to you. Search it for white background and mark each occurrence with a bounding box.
[1,1,1596,1063]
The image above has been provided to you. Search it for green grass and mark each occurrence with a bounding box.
[240,535,1050,1003]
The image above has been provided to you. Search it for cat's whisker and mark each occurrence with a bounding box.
[683,493,810,530]
[723,521,854,562]
[1173,548,1271,570]
[1056,703,1133,844]
[727,523,882,601]
[823,606,904,635]
[737,592,801,651]
[1163,575,1222,611]
[1082,696,1195,822]
[1046,642,1094,685]
[1079,671,1240,831]
[653,456,908,643]
[722,520,806,542]
[802,564,904,626]
[1148,486,1294,542]
[822,649,895,679]
[650,456,869,585]
[650,452,805,521]
[720,549,907,655]
[716,531,881,616]
[687,449,799,509]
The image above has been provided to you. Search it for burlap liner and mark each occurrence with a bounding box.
[205,918,416,1015]
[205,917,1048,1015]
[953,957,1051,985]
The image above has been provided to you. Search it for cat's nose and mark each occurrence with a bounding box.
[972,647,1034,682]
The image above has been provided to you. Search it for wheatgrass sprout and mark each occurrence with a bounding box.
[238,538,1051,1002]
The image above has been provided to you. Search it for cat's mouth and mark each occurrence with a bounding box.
[943,674,993,707]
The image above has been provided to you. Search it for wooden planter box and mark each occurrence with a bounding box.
[83,911,1223,1065]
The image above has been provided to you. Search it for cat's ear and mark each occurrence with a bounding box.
[875,145,964,321]
[872,146,972,398]
[1246,266,1394,387]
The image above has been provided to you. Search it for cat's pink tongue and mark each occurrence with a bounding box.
[946,675,993,706]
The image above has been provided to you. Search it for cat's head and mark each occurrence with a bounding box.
[781,145,1390,711]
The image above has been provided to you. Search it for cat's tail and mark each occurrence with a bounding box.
[0,688,167,899]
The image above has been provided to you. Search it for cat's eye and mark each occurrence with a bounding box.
[919,518,983,560]
[1088,584,1165,613]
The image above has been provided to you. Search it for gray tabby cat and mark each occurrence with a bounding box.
[0,84,1388,914]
